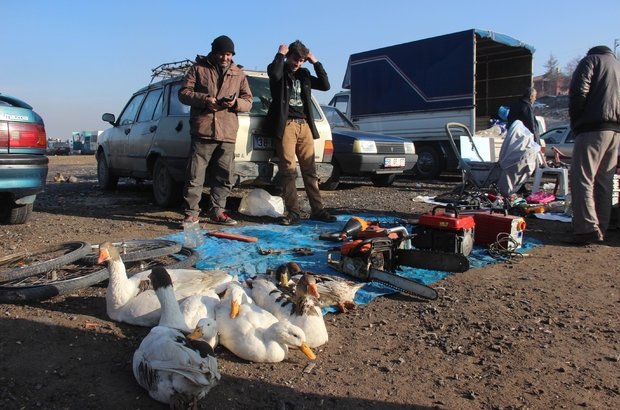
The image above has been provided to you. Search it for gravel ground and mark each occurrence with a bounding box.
[1,154,619,410]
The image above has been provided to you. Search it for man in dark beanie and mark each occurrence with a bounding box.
[564,45,620,244]
[263,40,336,225]
[179,35,252,227]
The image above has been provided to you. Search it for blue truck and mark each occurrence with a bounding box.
[329,29,536,179]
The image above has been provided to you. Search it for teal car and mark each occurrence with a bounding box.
[0,94,49,224]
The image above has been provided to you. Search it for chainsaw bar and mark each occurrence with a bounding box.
[394,249,470,273]
[369,268,438,300]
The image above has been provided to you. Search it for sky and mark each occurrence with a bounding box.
[2,0,619,141]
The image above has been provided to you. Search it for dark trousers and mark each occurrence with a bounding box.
[183,138,235,218]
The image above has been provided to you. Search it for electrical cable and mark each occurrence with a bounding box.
[487,232,524,263]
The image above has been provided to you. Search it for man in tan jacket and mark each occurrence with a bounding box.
[179,35,252,226]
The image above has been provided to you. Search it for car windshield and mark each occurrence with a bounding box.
[321,105,356,130]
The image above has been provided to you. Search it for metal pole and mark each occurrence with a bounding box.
[615,39,619,58]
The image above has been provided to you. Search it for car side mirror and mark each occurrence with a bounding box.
[102,113,116,125]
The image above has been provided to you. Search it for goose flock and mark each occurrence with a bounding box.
[96,241,366,409]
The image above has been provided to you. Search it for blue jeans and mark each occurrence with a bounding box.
[183,138,235,218]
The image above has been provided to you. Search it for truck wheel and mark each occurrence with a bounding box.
[320,163,341,191]
[153,157,183,208]
[414,146,443,179]
[370,174,396,187]
[0,200,33,225]
[97,152,119,190]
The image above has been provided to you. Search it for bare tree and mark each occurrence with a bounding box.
[564,56,583,79]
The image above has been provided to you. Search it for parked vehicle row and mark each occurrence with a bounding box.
[46,140,71,156]
[97,61,418,207]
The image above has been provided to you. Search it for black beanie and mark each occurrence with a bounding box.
[211,35,235,55]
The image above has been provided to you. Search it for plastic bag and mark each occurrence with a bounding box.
[238,188,284,218]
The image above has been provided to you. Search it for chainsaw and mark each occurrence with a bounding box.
[326,225,470,300]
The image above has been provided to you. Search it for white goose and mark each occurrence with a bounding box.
[97,241,232,327]
[132,324,220,409]
[250,274,328,348]
[215,282,316,363]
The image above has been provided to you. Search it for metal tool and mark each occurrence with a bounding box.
[326,226,470,300]
[258,247,314,256]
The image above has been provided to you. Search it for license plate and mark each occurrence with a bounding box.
[384,157,406,167]
[253,135,276,150]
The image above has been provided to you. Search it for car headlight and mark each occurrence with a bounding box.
[404,142,415,154]
[352,140,377,154]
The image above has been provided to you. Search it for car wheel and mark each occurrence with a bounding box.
[153,157,183,208]
[97,152,119,190]
[320,162,341,191]
[414,146,443,179]
[0,200,33,225]
[370,173,396,187]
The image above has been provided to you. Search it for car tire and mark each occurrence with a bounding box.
[371,173,396,187]
[97,152,119,190]
[414,146,443,180]
[0,200,33,225]
[320,162,341,191]
[153,157,183,208]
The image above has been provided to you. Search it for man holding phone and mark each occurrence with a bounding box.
[263,40,336,225]
[179,35,253,226]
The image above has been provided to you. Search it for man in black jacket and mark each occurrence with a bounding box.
[264,40,336,226]
[507,87,540,144]
[564,45,620,244]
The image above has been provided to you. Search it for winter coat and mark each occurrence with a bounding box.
[507,98,539,143]
[263,53,330,140]
[178,54,253,143]
[569,47,620,135]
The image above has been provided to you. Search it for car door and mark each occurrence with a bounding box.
[127,88,163,175]
[109,93,146,171]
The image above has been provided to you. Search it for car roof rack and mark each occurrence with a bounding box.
[150,59,195,84]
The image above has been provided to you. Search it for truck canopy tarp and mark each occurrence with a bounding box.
[343,29,534,117]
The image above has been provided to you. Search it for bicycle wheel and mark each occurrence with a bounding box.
[0,241,92,284]
[78,239,182,266]
[0,247,201,303]
[123,247,201,276]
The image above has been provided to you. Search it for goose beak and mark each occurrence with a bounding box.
[97,248,110,264]
[230,299,240,318]
[299,342,316,360]
[308,283,320,299]
[187,327,203,341]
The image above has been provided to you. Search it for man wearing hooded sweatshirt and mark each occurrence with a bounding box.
[565,45,620,244]
[179,35,252,226]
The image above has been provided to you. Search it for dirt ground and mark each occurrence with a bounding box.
[1,154,619,410]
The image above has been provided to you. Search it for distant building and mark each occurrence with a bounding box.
[534,71,568,98]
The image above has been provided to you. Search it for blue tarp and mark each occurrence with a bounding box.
[162,214,542,313]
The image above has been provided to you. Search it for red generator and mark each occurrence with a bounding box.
[412,206,475,256]
[473,209,526,248]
